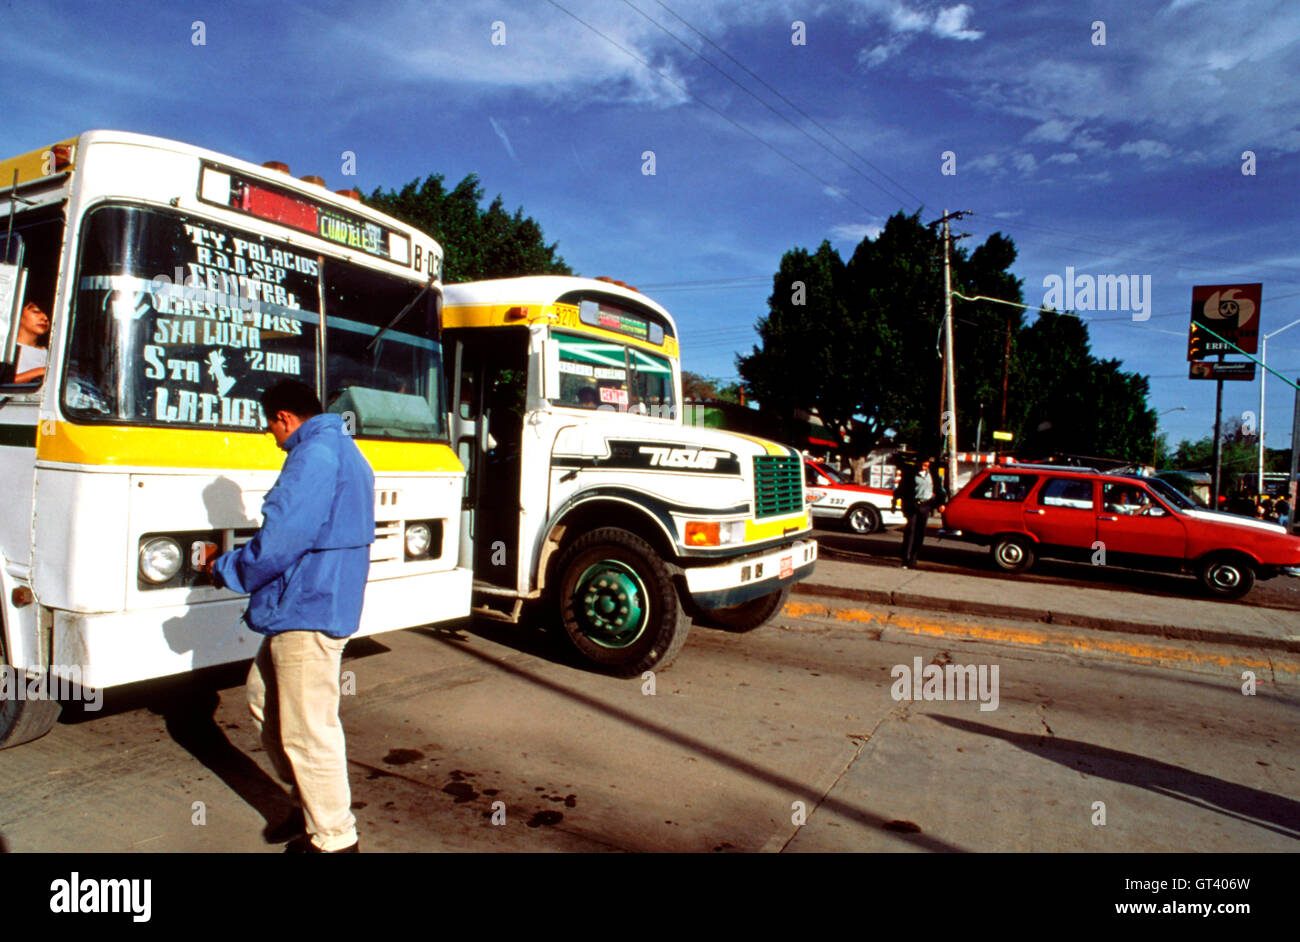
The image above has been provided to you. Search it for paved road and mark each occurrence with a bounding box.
[0,603,1294,853]
[817,524,1300,612]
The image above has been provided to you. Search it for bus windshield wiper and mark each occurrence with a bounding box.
[365,274,439,353]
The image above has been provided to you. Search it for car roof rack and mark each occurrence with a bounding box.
[994,462,1099,473]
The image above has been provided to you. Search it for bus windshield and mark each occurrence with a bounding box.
[554,331,676,419]
[62,204,446,440]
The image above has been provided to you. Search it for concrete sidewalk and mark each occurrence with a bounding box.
[793,555,1300,655]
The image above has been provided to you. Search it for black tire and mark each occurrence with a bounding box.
[990,535,1035,573]
[845,504,882,535]
[699,586,791,632]
[1199,554,1255,600]
[555,527,690,677]
[0,668,62,750]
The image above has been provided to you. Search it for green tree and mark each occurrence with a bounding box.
[737,239,857,442]
[738,215,1158,463]
[681,371,743,403]
[366,173,572,283]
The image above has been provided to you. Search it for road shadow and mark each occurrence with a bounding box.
[929,715,1300,839]
[416,611,591,674]
[415,630,973,852]
[152,684,290,834]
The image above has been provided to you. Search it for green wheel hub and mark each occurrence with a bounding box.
[572,560,648,649]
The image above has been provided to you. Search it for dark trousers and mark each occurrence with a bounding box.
[901,502,935,564]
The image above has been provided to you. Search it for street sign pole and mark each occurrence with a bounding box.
[1290,378,1300,533]
[1212,375,1224,506]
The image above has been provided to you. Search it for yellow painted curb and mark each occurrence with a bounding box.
[781,600,1300,678]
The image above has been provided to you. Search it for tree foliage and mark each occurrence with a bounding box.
[737,213,1158,462]
[682,371,743,403]
[365,173,572,283]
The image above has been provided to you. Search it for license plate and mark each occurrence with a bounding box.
[780,555,793,579]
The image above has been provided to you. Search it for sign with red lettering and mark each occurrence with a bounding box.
[1191,283,1261,355]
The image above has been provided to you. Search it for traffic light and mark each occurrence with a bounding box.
[1188,321,1208,360]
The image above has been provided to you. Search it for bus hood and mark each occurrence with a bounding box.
[551,420,798,472]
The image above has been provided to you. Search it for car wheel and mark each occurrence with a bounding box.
[846,504,882,535]
[555,527,691,676]
[698,586,791,632]
[990,535,1035,573]
[1199,554,1255,600]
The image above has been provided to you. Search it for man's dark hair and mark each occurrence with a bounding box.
[261,380,323,419]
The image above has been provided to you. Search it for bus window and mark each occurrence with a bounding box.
[323,263,447,442]
[553,331,675,418]
[62,205,322,429]
[0,210,64,388]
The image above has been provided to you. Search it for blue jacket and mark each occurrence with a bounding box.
[214,413,375,638]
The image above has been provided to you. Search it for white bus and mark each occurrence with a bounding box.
[442,277,818,676]
[0,131,471,747]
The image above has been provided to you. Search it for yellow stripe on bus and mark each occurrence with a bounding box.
[745,512,810,541]
[442,302,681,359]
[722,430,791,456]
[0,138,78,188]
[35,422,464,473]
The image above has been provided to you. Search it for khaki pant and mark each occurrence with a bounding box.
[247,631,357,851]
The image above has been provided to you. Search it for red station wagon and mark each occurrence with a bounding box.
[942,465,1300,599]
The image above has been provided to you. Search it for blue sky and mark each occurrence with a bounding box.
[4,0,1300,454]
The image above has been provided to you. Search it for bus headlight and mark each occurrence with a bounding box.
[405,522,433,560]
[139,537,183,584]
[684,520,746,547]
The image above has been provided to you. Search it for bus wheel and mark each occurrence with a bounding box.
[699,586,791,632]
[845,504,881,535]
[556,528,690,677]
[0,662,62,749]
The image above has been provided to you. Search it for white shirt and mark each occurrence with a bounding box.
[15,344,47,375]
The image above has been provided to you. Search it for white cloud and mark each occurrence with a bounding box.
[1073,130,1108,153]
[890,7,930,33]
[966,153,1002,173]
[1046,152,1080,164]
[488,117,518,162]
[1025,119,1079,143]
[992,210,1023,219]
[933,5,984,41]
[1119,139,1173,160]
[1011,152,1037,173]
[831,222,884,242]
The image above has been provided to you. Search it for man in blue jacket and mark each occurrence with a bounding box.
[210,379,374,853]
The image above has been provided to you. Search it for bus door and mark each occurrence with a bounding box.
[449,329,528,588]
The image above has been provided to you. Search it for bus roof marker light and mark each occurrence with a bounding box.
[262,161,290,174]
[200,168,231,205]
[387,233,409,265]
[300,175,326,187]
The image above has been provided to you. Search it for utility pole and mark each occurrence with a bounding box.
[931,209,970,492]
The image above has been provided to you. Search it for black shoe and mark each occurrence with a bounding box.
[284,834,359,854]
[263,808,306,844]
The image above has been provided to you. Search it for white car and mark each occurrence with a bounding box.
[804,459,906,534]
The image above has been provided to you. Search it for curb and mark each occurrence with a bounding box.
[792,581,1300,657]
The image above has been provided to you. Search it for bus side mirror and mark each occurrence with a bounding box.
[540,338,560,401]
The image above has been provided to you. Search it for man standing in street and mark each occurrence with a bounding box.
[208,379,374,853]
[894,456,948,569]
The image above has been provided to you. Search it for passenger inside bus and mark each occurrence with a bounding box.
[13,301,50,383]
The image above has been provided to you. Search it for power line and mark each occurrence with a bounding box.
[624,0,920,209]
[636,4,1300,286]
[543,0,883,218]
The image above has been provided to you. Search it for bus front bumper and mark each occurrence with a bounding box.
[682,539,817,610]
[49,566,473,690]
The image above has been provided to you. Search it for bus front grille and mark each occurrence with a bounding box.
[753,455,803,519]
